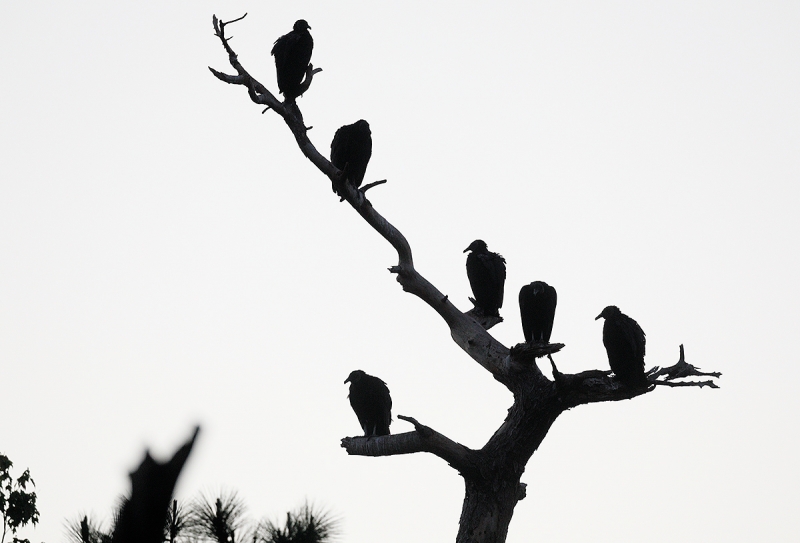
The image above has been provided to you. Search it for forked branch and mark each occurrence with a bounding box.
[650,344,721,389]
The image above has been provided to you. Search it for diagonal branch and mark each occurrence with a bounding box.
[209,15,512,381]
[340,415,478,475]
[209,17,722,395]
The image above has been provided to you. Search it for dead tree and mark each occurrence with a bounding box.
[209,15,720,543]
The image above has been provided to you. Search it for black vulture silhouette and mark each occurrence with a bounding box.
[330,120,372,195]
[464,240,506,317]
[345,370,392,437]
[596,306,648,387]
[519,281,557,344]
[271,20,313,99]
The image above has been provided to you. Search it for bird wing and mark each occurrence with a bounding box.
[480,253,506,306]
[619,315,646,363]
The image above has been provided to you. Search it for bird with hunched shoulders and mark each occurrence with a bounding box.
[271,20,313,100]
[596,305,648,387]
[519,281,557,344]
[464,240,506,318]
[344,370,392,437]
[330,120,372,196]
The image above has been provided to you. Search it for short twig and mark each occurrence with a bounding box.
[220,13,248,29]
[362,179,388,193]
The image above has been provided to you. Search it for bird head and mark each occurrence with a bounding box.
[293,19,311,31]
[464,239,488,253]
[530,281,547,295]
[344,370,366,384]
[595,305,621,320]
[354,119,371,133]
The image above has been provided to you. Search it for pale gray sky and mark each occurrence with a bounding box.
[2,1,798,542]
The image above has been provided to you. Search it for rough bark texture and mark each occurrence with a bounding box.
[210,15,721,543]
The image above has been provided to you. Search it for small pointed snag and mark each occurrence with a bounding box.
[362,179,387,193]
[223,13,247,26]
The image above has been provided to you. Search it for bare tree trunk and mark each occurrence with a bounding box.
[457,477,522,543]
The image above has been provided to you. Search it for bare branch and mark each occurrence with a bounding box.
[650,344,722,382]
[210,17,517,383]
[509,342,564,364]
[341,415,477,475]
[465,306,503,330]
[654,379,719,389]
[558,369,652,407]
[555,345,720,408]
[361,179,387,192]
[210,14,284,112]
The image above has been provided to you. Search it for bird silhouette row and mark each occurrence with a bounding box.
[345,240,648,439]
[269,21,647,438]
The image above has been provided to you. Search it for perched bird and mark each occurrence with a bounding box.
[344,370,392,437]
[596,306,648,387]
[519,281,557,343]
[464,240,506,317]
[330,120,372,195]
[271,20,313,99]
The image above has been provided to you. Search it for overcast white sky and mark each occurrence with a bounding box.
[2,1,799,542]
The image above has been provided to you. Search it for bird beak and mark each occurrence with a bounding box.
[463,247,469,253]
[595,314,602,320]
[343,377,350,384]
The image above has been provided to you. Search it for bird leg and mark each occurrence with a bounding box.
[332,162,349,199]
[548,354,567,392]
